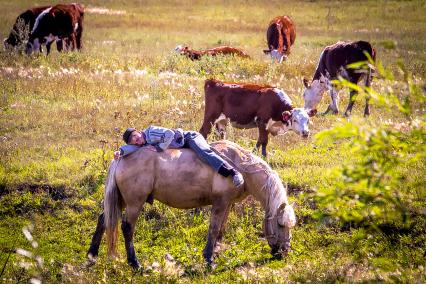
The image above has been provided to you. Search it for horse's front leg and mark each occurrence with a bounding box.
[87,213,105,260]
[203,201,230,265]
[122,206,143,270]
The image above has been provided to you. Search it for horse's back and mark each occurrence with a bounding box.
[115,147,238,209]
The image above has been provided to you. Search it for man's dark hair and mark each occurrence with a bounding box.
[123,128,136,144]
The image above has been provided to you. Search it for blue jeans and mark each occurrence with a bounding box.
[183,131,227,173]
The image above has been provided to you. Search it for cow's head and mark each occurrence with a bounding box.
[263,45,287,63]
[174,44,189,55]
[302,74,331,110]
[282,108,317,138]
[4,31,19,50]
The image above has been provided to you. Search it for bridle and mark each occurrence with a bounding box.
[264,214,279,244]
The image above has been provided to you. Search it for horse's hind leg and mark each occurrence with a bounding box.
[87,213,105,260]
[216,205,231,244]
[214,205,231,253]
[203,201,230,265]
[122,206,143,270]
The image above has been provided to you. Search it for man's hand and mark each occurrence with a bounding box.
[145,145,157,152]
[113,151,120,160]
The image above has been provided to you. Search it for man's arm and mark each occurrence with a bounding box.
[157,128,174,151]
[146,126,175,151]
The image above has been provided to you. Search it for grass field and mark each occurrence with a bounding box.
[0,0,425,283]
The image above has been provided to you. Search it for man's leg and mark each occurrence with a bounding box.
[185,131,244,187]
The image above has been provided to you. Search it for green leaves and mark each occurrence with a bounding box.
[314,61,426,230]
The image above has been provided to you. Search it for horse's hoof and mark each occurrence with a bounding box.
[129,260,142,272]
[205,260,216,271]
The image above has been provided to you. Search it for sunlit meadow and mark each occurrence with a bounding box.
[0,0,425,282]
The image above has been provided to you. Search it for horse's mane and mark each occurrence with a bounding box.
[210,140,272,175]
[210,141,287,209]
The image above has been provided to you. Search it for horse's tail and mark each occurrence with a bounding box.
[104,159,122,257]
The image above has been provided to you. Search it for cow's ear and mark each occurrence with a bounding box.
[308,109,317,117]
[282,111,292,122]
[303,78,310,88]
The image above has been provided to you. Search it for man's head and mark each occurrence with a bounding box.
[123,128,145,146]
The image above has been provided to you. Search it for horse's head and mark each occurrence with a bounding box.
[265,202,296,258]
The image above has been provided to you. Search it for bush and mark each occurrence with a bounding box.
[314,60,426,230]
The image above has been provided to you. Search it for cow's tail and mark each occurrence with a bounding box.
[73,3,85,16]
[366,46,376,88]
[104,159,123,257]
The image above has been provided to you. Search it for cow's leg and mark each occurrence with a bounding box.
[69,33,77,51]
[87,213,105,259]
[215,122,227,139]
[203,200,229,265]
[56,39,64,52]
[46,42,53,55]
[364,97,370,117]
[322,87,339,115]
[363,69,372,117]
[330,88,340,114]
[254,123,269,157]
[200,111,222,139]
[76,26,83,50]
[122,205,143,270]
[344,90,357,117]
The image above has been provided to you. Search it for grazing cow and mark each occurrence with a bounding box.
[263,16,296,63]
[302,41,376,116]
[200,79,317,157]
[4,6,50,51]
[26,3,84,55]
[175,45,250,60]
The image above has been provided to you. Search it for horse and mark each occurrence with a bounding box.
[87,140,296,269]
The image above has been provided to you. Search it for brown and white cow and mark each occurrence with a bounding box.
[4,6,51,52]
[200,79,317,157]
[263,16,296,63]
[302,41,376,116]
[26,3,84,55]
[175,45,250,60]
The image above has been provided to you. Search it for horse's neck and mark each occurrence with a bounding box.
[247,171,287,217]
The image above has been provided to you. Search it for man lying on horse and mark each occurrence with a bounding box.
[87,140,296,269]
[116,126,244,188]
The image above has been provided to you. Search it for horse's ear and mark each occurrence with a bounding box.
[282,111,292,122]
[278,203,297,227]
[303,78,310,88]
[278,203,286,212]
